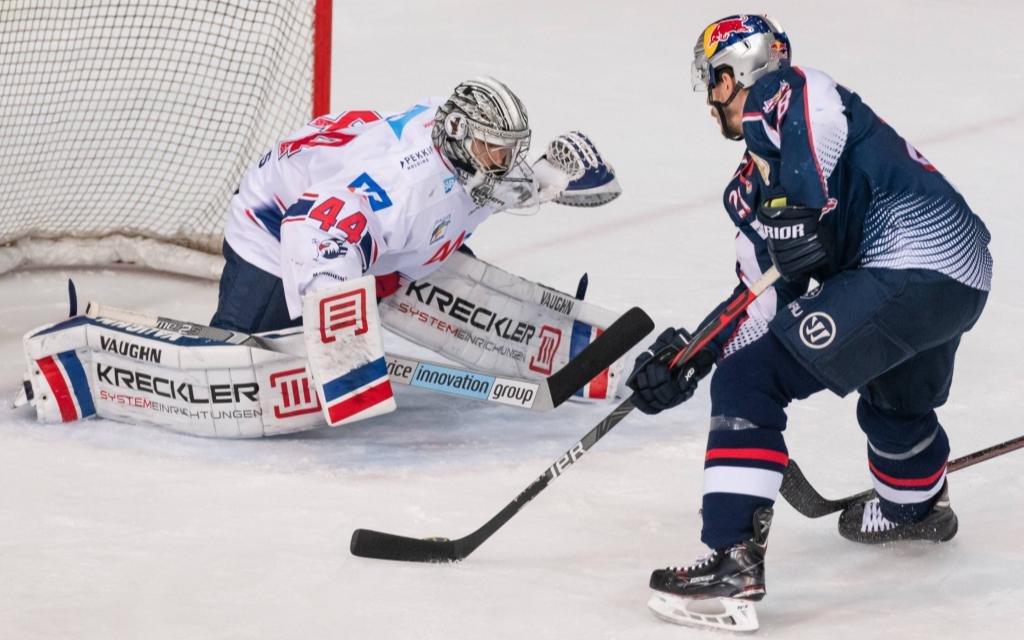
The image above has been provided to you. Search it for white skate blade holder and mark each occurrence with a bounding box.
[647,591,759,632]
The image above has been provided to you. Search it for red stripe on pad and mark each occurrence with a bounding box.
[327,380,393,424]
[705,448,789,466]
[588,329,609,399]
[36,357,78,422]
[869,460,947,488]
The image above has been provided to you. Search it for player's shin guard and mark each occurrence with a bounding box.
[701,332,821,548]
[701,421,788,548]
[858,400,951,523]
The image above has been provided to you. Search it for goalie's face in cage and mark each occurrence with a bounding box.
[466,136,528,178]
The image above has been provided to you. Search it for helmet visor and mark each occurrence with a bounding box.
[691,49,713,92]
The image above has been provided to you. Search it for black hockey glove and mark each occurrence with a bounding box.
[757,196,830,280]
[626,327,716,415]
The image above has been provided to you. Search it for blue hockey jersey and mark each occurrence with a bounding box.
[704,65,992,358]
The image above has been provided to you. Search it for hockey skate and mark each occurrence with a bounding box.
[646,507,772,632]
[838,481,958,544]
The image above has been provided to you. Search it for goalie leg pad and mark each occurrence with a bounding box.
[302,276,396,426]
[21,315,327,437]
[33,349,96,422]
[380,251,632,400]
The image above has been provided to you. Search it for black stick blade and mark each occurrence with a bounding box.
[350,528,462,563]
[779,460,875,518]
[548,306,654,407]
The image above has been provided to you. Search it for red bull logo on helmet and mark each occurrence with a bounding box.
[703,16,754,58]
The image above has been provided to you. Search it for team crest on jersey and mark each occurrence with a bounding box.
[762,80,791,117]
[315,238,348,261]
[443,175,457,193]
[430,215,451,244]
[749,151,771,184]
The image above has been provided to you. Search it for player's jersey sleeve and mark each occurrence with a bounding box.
[278,188,385,319]
[741,67,848,209]
[701,151,809,360]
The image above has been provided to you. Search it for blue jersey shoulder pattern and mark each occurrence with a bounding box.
[739,66,992,291]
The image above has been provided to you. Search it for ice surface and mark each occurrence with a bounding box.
[2,1,1023,638]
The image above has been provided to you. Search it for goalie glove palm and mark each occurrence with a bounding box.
[627,327,715,415]
[540,131,621,207]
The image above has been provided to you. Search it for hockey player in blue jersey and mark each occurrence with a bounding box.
[628,15,992,631]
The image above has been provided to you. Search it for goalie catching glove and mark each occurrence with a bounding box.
[532,131,621,207]
[627,327,715,415]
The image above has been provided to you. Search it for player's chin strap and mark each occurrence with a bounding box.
[708,85,745,141]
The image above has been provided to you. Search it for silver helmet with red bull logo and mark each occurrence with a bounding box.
[691,14,791,92]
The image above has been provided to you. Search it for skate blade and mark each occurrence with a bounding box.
[646,591,759,632]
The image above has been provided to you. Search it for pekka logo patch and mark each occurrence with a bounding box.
[799,312,836,349]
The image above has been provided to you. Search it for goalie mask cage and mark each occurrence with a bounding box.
[0,0,332,279]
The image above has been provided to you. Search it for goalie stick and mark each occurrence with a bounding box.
[781,433,1024,518]
[83,301,650,412]
[349,267,780,563]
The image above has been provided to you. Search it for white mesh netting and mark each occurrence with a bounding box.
[0,0,326,278]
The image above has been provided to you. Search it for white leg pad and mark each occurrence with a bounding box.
[302,276,396,426]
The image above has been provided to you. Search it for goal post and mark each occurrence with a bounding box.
[0,0,332,279]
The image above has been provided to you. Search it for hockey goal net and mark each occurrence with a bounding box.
[0,0,331,279]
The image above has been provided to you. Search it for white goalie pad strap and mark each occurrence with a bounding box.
[22,315,326,437]
[379,251,629,400]
[302,275,396,426]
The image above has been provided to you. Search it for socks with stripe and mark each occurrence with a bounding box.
[700,425,789,549]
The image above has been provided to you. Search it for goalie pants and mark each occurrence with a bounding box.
[700,268,987,549]
[211,241,300,333]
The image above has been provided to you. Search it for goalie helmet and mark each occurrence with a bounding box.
[691,15,791,92]
[432,76,531,205]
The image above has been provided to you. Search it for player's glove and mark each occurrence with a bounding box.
[532,131,622,207]
[626,327,715,415]
[756,196,831,280]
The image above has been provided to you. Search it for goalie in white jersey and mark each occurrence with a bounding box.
[213,76,620,333]
[19,77,633,436]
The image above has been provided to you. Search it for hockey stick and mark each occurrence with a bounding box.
[83,301,650,412]
[781,433,1024,518]
[349,267,781,563]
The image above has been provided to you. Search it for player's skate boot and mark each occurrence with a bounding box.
[646,507,772,632]
[838,481,958,544]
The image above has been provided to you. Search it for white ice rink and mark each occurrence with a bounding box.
[2,1,1023,638]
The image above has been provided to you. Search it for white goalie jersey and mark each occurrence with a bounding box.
[224,99,538,319]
